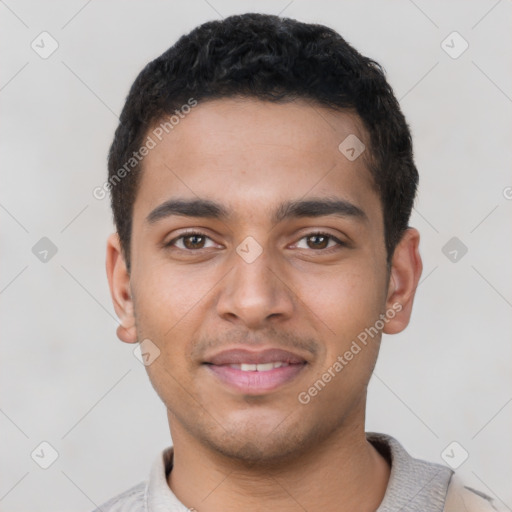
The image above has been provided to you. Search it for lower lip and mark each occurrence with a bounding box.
[205,363,307,394]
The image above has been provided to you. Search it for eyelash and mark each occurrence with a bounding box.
[164,230,345,253]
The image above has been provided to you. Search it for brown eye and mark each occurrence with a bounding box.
[165,232,214,250]
[307,234,329,249]
[182,234,206,249]
[295,232,344,251]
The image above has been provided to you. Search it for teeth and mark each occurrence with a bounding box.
[228,362,290,372]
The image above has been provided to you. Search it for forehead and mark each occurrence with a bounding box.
[133,97,380,226]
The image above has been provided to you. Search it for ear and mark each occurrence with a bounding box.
[383,228,423,335]
[106,233,137,344]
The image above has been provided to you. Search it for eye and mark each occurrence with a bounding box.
[164,230,345,253]
[294,231,345,251]
[165,232,217,250]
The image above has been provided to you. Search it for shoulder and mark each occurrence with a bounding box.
[88,445,175,512]
[443,474,506,512]
[89,481,147,512]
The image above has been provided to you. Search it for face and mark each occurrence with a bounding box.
[107,98,422,465]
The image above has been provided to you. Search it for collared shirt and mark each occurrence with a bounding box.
[90,432,494,512]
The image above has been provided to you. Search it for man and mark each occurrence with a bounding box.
[98,13,501,512]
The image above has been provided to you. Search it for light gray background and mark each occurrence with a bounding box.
[1,1,511,511]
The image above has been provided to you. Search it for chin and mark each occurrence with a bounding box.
[203,417,324,469]
[211,436,302,467]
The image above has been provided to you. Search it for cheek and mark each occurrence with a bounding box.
[294,267,385,411]
[131,260,225,398]
[134,259,216,333]
[132,264,203,402]
[299,263,386,340]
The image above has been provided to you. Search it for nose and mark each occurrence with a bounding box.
[216,242,295,329]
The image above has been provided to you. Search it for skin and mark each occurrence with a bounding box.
[106,98,422,512]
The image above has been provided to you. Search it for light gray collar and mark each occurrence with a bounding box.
[144,432,454,512]
[368,432,453,512]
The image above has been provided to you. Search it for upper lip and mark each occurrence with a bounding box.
[204,348,308,366]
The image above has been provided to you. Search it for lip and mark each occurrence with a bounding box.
[203,347,309,395]
[204,348,308,366]
[205,362,307,394]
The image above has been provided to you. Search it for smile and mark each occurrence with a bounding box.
[205,361,307,394]
[228,361,290,371]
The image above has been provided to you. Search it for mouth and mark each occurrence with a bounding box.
[202,348,309,395]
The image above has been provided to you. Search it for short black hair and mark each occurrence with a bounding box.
[108,12,418,272]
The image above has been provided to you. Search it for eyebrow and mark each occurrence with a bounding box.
[146,197,367,225]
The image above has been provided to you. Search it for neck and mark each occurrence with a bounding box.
[166,417,390,512]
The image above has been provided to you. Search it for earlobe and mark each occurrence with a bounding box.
[105,233,138,344]
[117,322,137,344]
[383,228,423,335]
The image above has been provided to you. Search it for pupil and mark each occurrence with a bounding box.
[185,235,203,249]
[310,235,327,249]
